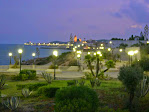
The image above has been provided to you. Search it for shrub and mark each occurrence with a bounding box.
[118,65,143,109]
[68,59,78,66]
[98,106,129,112]
[0,74,6,89]
[22,88,32,98]
[38,86,60,98]
[67,80,78,86]
[49,64,58,69]
[55,86,99,112]
[78,79,85,86]
[41,72,53,83]
[16,82,48,91]
[15,69,36,81]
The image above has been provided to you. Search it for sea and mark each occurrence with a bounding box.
[0,44,71,65]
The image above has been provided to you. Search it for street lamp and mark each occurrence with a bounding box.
[108,48,111,51]
[128,51,134,65]
[88,52,91,55]
[134,50,138,60]
[18,49,23,73]
[119,49,123,62]
[8,52,12,65]
[53,50,58,80]
[32,53,36,69]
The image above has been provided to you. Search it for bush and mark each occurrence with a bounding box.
[98,106,129,112]
[15,69,36,80]
[68,59,78,66]
[55,86,99,112]
[49,64,58,69]
[16,82,48,91]
[118,65,143,109]
[67,80,78,86]
[38,86,60,98]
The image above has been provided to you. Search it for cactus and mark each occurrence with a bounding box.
[22,88,32,98]
[0,74,6,89]
[41,72,53,84]
[3,96,20,110]
[139,76,149,97]
[79,80,85,86]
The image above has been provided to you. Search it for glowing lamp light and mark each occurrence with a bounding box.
[18,49,23,54]
[82,44,84,46]
[77,54,81,58]
[32,53,36,57]
[97,51,101,54]
[147,41,149,44]
[134,50,138,54]
[100,54,102,57]
[75,46,77,48]
[78,45,80,47]
[128,51,134,56]
[94,53,96,55]
[99,47,104,49]
[53,51,58,57]
[77,51,82,54]
[9,53,12,56]
[101,44,103,46]
[119,49,123,52]
[108,48,111,51]
[88,52,90,55]
[109,41,112,44]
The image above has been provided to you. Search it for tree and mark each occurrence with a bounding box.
[119,43,128,49]
[118,65,143,109]
[36,47,40,58]
[129,35,135,40]
[144,25,148,40]
[70,33,73,43]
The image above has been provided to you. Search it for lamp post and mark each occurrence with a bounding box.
[134,50,138,60]
[119,49,123,62]
[8,52,12,65]
[77,54,81,71]
[18,49,23,73]
[32,53,36,69]
[53,50,58,80]
[109,41,112,48]
[128,51,134,65]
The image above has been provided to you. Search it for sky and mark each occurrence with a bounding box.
[0,0,149,44]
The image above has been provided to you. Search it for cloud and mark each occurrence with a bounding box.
[112,0,149,24]
[130,25,142,28]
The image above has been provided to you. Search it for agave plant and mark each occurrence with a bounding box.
[137,76,149,97]
[3,96,20,111]
[22,88,32,98]
[0,74,6,89]
[41,72,53,83]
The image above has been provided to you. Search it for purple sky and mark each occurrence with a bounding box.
[0,0,149,44]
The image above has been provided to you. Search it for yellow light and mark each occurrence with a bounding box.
[100,54,102,57]
[128,51,134,56]
[18,49,23,54]
[82,44,84,46]
[78,45,80,47]
[75,46,77,48]
[73,48,76,52]
[119,49,123,52]
[53,50,58,57]
[99,47,104,49]
[32,53,36,57]
[77,51,82,54]
[97,51,101,54]
[101,44,103,46]
[9,52,12,56]
[94,53,96,55]
[109,41,112,44]
[134,50,138,54]
[108,48,111,51]
[88,52,90,55]
[147,41,149,44]
[77,54,81,58]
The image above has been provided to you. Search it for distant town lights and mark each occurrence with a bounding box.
[77,54,81,58]
[97,51,101,54]
[77,51,82,54]
[134,50,138,54]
